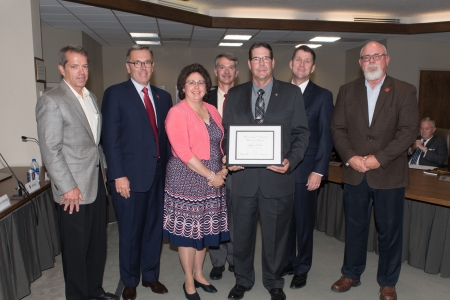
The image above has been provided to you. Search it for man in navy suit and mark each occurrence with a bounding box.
[408,117,448,167]
[281,46,334,289]
[101,45,172,300]
[208,53,239,280]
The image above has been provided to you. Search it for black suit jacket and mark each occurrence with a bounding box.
[294,81,334,183]
[412,135,448,167]
[222,78,310,198]
[208,87,218,108]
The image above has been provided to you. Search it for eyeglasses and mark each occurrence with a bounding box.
[185,80,206,86]
[360,54,387,62]
[251,56,272,64]
[127,61,153,68]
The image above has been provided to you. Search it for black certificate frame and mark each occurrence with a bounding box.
[227,124,283,167]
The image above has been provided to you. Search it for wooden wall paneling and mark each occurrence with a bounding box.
[419,70,450,128]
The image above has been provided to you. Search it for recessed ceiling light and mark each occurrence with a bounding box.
[223,35,252,40]
[295,44,322,48]
[219,42,243,47]
[130,33,159,38]
[136,40,161,45]
[309,37,340,42]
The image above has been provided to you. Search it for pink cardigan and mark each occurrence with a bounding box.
[165,100,224,163]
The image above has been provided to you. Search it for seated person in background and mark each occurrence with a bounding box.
[408,117,448,167]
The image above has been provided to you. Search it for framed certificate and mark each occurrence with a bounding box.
[35,57,46,82]
[227,124,283,167]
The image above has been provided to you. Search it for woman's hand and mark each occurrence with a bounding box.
[208,170,226,188]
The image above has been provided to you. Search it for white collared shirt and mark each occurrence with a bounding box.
[292,79,309,94]
[130,78,158,124]
[64,80,99,143]
[365,76,386,126]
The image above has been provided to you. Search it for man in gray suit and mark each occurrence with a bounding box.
[36,45,118,300]
[223,42,309,300]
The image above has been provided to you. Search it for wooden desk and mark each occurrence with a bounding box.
[316,165,450,278]
[326,165,450,207]
[0,167,60,300]
[0,167,50,218]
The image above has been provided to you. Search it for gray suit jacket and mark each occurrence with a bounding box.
[222,78,310,198]
[36,80,106,204]
[331,75,419,189]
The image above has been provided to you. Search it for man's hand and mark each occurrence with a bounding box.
[413,140,426,152]
[60,187,84,214]
[363,155,380,170]
[267,159,290,174]
[348,156,369,173]
[306,172,322,191]
[115,177,131,199]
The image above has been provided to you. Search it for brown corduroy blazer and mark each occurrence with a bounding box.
[331,75,419,189]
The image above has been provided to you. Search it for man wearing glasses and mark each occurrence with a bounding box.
[331,41,418,300]
[222,42,309,300]
[102,45,173,300]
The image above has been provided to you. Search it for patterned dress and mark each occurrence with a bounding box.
[163,113,229,248]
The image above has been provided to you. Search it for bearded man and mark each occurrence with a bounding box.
[330,41,418,300]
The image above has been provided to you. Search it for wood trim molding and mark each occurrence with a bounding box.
[66,0,450,34]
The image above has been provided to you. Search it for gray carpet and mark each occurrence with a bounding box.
[25,222,450,300]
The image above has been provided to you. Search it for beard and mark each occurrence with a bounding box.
[363,63,384,81]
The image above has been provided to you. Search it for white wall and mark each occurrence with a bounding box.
[0,0,42,167]
[386,38,450,90]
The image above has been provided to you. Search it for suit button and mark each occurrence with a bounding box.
[367,138,370,141]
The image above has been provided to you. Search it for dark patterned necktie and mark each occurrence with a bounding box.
[222,93,227,115]
[409,139,426,164]
[255,89,265,124]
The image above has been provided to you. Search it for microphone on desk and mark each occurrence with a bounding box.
[0,152,39,225]
[21,136,39,145]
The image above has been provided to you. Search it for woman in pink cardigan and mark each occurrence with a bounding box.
[163,63,229,300]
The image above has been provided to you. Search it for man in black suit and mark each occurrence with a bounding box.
[208,53,239,280]
[223,42,310,300]
[281,46,334,289]
[408,117,448,167]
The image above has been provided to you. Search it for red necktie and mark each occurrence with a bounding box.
[222,93,227,115]
[142,87,159,157]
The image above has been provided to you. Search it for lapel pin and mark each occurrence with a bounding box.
[275,93,278,96]
[156,95,160,98]
[384,88,390,92]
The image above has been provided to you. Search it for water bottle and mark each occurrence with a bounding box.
[31,158,40,182]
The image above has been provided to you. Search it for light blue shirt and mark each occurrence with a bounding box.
[130,78,158,123]
[365,76,386,126]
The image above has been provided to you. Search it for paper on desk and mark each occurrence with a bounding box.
[409,164,437,170]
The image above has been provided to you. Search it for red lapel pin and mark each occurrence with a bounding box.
[156,95,160,98]
[384,88,390,92]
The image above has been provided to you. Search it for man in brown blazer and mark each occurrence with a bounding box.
[330,41,418,300]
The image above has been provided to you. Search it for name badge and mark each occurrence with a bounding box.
[0,194,11,212]
[25,179,40,194]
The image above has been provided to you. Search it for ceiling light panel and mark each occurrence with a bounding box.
[310,37,341,42]
[223,35,252,40]
[130,32,159,38]
[219,42,243,47]
[296,44,322,48]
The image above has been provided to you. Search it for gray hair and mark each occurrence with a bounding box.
[58,45,88,67]
[214,53,239,69]
[360,41,387,57]
[421,117,435,128]
[126,44,154,62]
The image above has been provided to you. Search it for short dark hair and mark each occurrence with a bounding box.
[248,42,273,60]
[291,45,316,64]
[214,52,239,69]
[177,63,212,102]
[126,44,154,62]
[58,45,88,67]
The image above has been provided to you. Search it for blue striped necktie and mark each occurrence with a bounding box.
[409,139,426,164]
